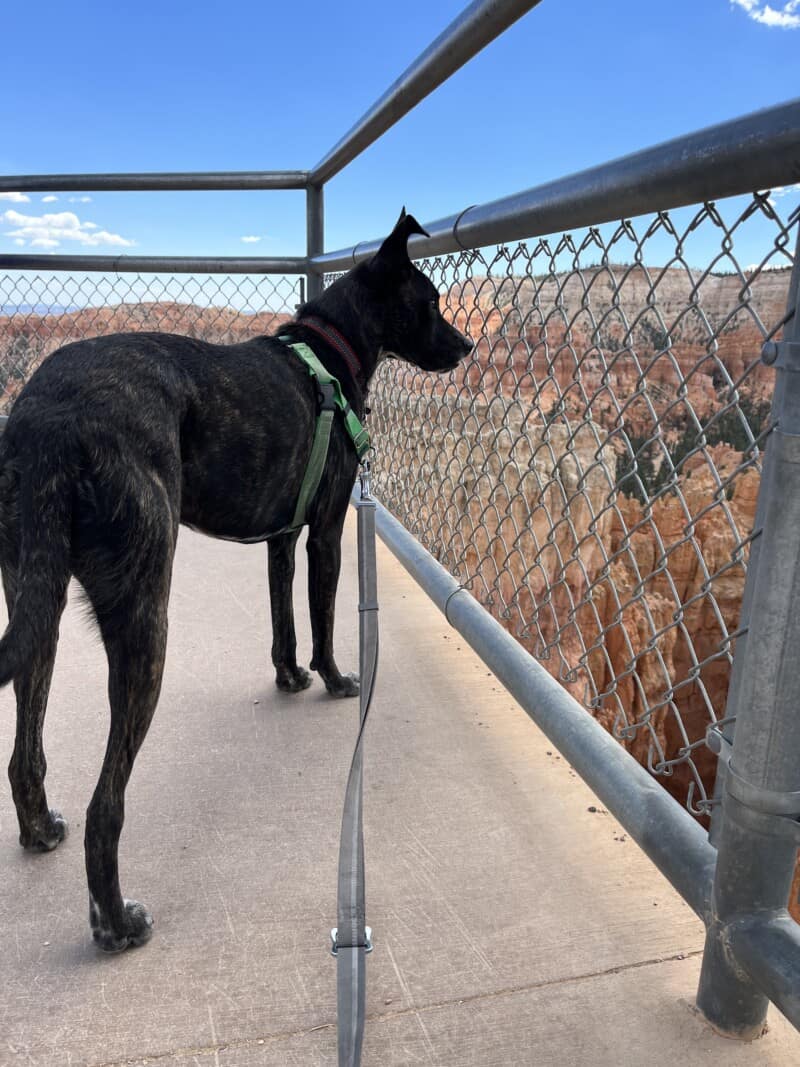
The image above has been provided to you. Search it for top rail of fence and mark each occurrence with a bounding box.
[0,253,308,275]
[315,98,800,270]
[8,96,793,279]
[0,172,309,193]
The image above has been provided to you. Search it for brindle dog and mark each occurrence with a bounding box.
[0,210,472,951]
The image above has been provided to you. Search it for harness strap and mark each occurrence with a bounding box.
[289,405,335,532]
[279,338,371,532]
[284,340,370,460]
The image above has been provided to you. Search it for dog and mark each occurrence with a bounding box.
[0,209,472,952]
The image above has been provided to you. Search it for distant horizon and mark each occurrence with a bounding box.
[0,252,793,323]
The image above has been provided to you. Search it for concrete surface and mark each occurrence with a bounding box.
[0,512,798,1066]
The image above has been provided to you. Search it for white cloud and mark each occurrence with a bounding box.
[241,235,261,243]
[68,195,93,203]
[730,0,800,27]
[763,181,800,206]
[1,208,135,249]
[0,192,31,203]
[13,238,25,246]
[42,195,58,203]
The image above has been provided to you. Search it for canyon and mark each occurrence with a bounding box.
[1,263,797,911]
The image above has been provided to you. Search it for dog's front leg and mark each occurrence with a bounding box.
[268,531,312,692]
[307,524,359,698]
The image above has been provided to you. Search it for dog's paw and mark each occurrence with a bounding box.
[275,665,313,693]
[19,809,68,852]
[91,897,153,953]
[325,671,360,699]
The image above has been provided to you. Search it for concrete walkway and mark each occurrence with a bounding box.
[1,513,798,1067]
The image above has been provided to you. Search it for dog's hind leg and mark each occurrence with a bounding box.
[82,574,171,952]
[3,567,69,851]
[307,522,359,698]
[75,479,177,952]
[268,530,312,693]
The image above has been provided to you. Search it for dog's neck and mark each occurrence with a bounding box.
[294,316,364,388]
[290,268,395,407]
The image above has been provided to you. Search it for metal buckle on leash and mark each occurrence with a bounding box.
[330,927,373,957]
[359,458,372,500]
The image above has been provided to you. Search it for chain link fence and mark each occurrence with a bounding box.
[1,195,797,825]
[368,192,798,819]
[0,272,302,414]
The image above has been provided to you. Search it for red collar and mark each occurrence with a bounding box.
[296,316,363,385]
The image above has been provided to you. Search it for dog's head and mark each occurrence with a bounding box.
[364,209,474,373]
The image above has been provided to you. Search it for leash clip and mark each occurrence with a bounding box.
[359,459,372,500]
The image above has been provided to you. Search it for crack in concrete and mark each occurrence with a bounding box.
[81,949,704,1067]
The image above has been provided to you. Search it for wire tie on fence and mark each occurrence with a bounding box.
[761,339,800,370]
[452,206,477,252]
[444,583,468,625]
[351,241,368,266]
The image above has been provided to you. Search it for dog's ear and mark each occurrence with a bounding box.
[369,208,430,276]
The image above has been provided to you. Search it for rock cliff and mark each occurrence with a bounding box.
[0,301,290,410]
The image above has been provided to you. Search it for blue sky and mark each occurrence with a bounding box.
[1,0,798,265]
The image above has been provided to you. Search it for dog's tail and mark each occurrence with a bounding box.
[0,436,73,688]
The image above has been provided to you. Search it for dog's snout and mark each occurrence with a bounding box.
[462,334,474,354]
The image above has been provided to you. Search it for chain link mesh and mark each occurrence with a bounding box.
[1,195,797,820]
[367,193,798,817]
[0,272,302,413]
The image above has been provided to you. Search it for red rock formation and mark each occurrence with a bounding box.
[448,263,788,440]
[0,302,290,411]
[430,263,800,913]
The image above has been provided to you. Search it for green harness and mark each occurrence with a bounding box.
[281,339,371,533]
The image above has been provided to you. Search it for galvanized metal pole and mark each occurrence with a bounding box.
[0,171,309,191]
[306,184,325,302]
[0,253,308,275]
[309,0,543,185]
[313,99,800,270]
[696,228,800,1037]
[708,317,795,847]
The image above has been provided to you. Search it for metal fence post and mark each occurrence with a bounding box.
[707,297,795,849]
[306,183,325,302]
[696,230,800,1037]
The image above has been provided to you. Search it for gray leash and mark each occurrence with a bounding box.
[331,462,378,1066]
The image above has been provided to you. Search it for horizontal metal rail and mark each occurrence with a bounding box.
[358,491,718,922]
[0,254,308,275]
[0,171,309,192]
[309,0,543,185]
[316,97,800,269]
[4,2,545,198]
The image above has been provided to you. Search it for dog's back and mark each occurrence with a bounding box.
[4,329,325,537]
